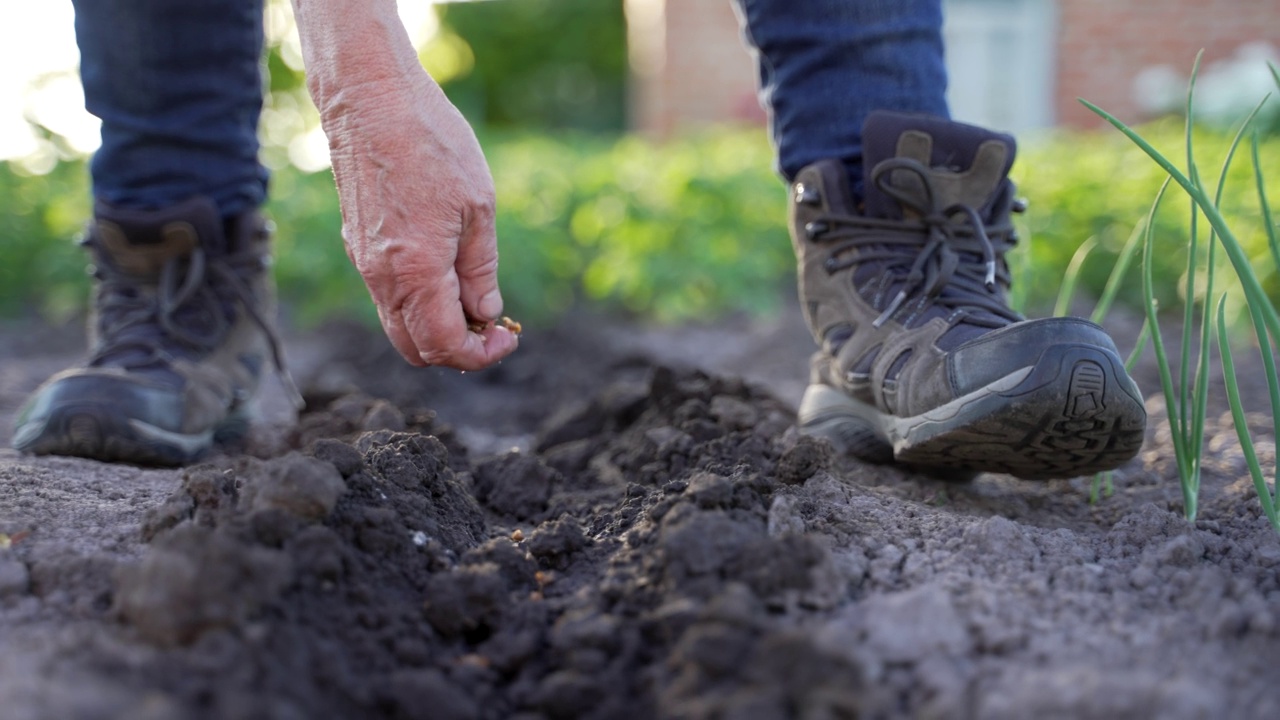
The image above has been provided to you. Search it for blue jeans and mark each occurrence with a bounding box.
[72,0,268,216]
[73,0,945,214]
[732,0,949,198]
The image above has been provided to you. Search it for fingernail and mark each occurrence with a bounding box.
[478,289,503,320]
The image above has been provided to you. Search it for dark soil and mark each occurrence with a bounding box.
[1,305,1278,720]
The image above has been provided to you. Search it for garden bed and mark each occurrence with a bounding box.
[0,309,1277,719]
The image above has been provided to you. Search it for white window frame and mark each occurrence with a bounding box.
[943,0,1057,134]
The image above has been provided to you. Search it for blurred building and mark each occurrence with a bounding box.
[625,0,1280,136]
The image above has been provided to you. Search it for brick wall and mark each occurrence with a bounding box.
[629,0,1280,133]
[1057,0,1280,127]
[626,0,762,137]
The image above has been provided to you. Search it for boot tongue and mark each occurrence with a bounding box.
[92,197,225,278]
[88,197,230,376]
[861,111,1016,222]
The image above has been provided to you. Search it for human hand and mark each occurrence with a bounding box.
[293,0,517,371]
[328,86,518,370]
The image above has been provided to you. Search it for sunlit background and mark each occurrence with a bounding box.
[6,0,1278,172]
[1,0,1277,325]
[0,0,445,173]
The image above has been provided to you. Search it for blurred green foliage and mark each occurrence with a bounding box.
[434,0,627,131]
[486,129,789,321]
[0,161,92,321]
[256,0,628,152]
[3,123,1277,329]
[1018,119,1280,316]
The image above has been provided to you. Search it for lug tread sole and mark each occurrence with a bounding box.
[799,345,1146,481]
[15,403,245,467]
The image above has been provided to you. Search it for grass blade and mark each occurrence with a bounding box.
[1125,315,1153,372]
[1214,94,1271,208]
[1191,93,1271,493]
[1141,178,1194,514]
[1190,232,1213,500]
[1244,61,1280,471]
[1091,217,1148,325]
[1180,54,1202,445]
[1090,471,1115,504]
[1216,295,1279,531]
[1253,132,1279,273]
[1187,95,1267,509]
[1007,207,1032,314]
[1056,236,1098,317]
[1186,50,1204,188]
[1246,298,1280,474]
[1180,186,1199,450]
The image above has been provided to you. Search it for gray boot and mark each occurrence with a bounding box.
[12,196,291,465]
[792,112,1145,480]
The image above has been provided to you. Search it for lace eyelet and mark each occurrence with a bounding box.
[794,183,821,205]
[805,221,828,240]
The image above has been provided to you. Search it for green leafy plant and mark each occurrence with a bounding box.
[436,0,628,131]
[4,124,1276,330]
[0,161,93,321]
[482,129,794,322]
[1016,121,1280,318]
[1082,55,1280,526]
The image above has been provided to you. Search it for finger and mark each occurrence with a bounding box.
[401,272,518,371]
[477,324,520,364]
[376,303,429,367]
[456,201,504,322]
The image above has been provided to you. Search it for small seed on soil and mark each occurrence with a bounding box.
[511,529,525,542]
[0,531,29,550]
[457,654,491,669]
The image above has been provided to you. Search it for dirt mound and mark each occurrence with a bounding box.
[68,370,862,719]
[1,314,1278,719]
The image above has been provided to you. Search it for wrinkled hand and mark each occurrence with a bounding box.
[323,85,517,370]
[292,0,517,371]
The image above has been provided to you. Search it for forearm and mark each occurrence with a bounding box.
[290,0,440,115]
[290,0,436,238]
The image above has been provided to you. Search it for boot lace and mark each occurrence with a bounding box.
[87,237,304,409]
[808,157,1023,330]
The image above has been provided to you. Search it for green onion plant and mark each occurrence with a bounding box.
[1079,54,1280,527]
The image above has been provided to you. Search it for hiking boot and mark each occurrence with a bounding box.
[11,196,295,466]
[791,111,1146,480]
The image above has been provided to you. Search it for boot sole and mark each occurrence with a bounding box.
[798,344,1147,480]
[12,403,246,467]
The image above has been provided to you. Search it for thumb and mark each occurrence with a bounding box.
[457,205,504,322]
